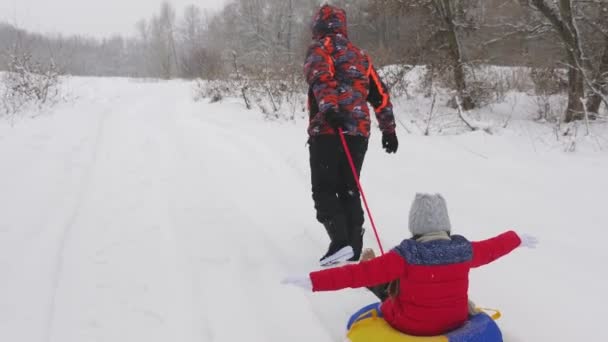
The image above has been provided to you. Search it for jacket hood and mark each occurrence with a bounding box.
[312,5,348,40]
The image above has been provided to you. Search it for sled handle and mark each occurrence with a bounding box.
[477,307,502,320]
[359,308,379,320]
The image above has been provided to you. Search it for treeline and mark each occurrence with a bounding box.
[0,23,144,77]
[0,0,606,120]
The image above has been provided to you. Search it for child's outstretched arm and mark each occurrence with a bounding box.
[471,230,536,268]
[309,251,406,292]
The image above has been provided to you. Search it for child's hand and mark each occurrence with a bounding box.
[281,274,313,291]
[518,233,539,248]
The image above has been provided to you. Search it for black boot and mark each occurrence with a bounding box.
[348,227,365,262]
[320,217,353,266]
[320,240,353,265]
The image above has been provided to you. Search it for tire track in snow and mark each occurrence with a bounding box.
[44,87,203,342]
[44,108,109,342]
[148,99,213,342]
[167,116,275,341]
[50,90,208,342]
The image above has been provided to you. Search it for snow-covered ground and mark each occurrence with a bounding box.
[0,76,607,342]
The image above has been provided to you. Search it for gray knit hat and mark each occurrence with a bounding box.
[408,193,452,236]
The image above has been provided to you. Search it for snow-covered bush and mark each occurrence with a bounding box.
[468,66,534,105]
[1,53,61,117]
[420,64,536,109]
[530,67,568,122]
[530,67,568,96]
[378,64,415,98]
[194,76,306,121]
[194,79,237,103]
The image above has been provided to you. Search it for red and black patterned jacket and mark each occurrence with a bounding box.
[304,5,396,137]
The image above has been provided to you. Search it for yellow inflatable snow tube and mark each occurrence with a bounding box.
[346,303,503,342]
[347,306,446,342]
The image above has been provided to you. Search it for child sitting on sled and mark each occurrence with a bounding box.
[282,193,538,337]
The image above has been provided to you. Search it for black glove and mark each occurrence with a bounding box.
[325,109,346,130]
[382,132,398,154]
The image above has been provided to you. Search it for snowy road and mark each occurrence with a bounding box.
[0,79,360,342]
[1,78,607,342]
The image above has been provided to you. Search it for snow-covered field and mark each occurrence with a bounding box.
[1,76,607,342]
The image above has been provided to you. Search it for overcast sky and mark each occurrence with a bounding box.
[0,0,227,38]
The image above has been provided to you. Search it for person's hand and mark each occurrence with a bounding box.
[281,274,313,291]
[325,109,346,130]
[382,132,398,154]
[518,233,539,248]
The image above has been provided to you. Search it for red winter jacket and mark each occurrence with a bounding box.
[310,231,522,336]
[304,5,396,138]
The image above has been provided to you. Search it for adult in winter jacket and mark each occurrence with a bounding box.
[283,193,539,337]
[305,4,398,266]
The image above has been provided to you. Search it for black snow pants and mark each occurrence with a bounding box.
[309,134,368,245]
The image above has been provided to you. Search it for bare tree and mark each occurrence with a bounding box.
[585,26,608,114]
[369,0,477,109]
[178,5,206,78]
[526,0,601,122]
[435,0,475,110]
[145,2,179,79]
